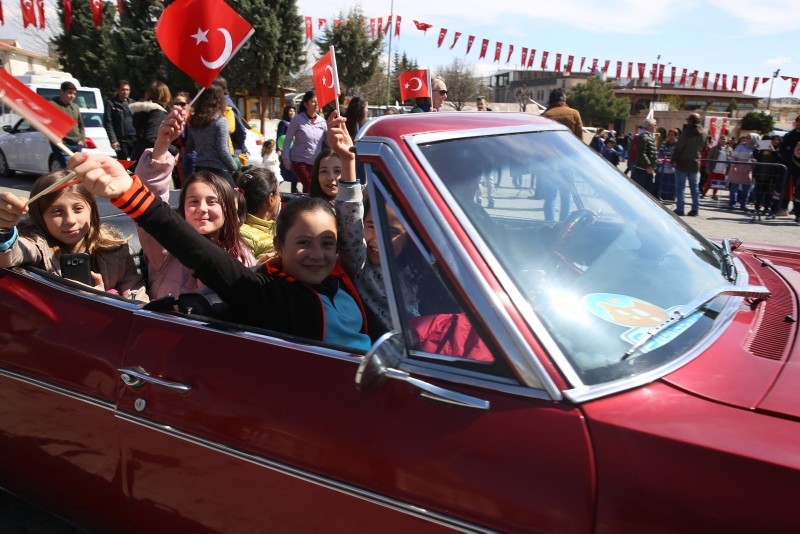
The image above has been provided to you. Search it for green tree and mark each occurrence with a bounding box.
[223,0,305,111]
[664,95,683,111]
[315,7,384,95]
[567,76,630,127]
[726,99,739,113]
[740,111,775,135]
[53,0,118,95]
[436,58,478,111]
[114,0,171,98]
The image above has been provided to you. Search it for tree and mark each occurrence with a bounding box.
[664,95,683,112]
[740,111,775,135]
[515,86,534,112]
[114,0,171,98]
[436,58,478,111]
[726,99,739,113]
[53,0,118,95]
[223,0,305,114]
[315,7,384,95]
[567,76,630,127]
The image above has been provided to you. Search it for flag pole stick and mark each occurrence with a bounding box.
[330,45,341,117]
[57,142,75,158]
[188,87,206,109]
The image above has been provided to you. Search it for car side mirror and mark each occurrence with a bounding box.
[2,125,12,133]
[355,331,404,391]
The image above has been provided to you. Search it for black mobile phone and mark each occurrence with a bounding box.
[59,253,93,286]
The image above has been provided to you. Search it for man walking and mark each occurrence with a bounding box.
[632,118,658,196]
[541,88,583,138]
[671,113,706,216]
[103,80,136,160]
[50,81,85,168]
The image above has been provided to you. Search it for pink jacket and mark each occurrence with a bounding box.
[133,150,255,299]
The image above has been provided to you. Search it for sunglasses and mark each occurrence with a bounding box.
[438,90,448,96]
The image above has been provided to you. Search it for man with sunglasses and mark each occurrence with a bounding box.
[410,77,448,113]
[103,80,137,160]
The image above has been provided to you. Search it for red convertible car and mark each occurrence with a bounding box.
[1,113,799,532]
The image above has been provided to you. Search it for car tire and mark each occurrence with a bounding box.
[0,150,14,177]
[49,156,65,173]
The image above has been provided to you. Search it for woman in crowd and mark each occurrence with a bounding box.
[281,91,327,193]
[129,80,171,162]
[276,104,298,193]
[186,84,239,187]
[344,96,369,141]
[727,135,755,211]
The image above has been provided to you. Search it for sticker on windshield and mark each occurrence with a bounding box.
[583,293,704,356]
[583,294,667,328]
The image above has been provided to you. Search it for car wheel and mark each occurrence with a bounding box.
[49,156,65,172]
[0,150,14,177]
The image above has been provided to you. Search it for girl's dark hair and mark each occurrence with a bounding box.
[190,83,226,128]
[25,171,126,253]
[300,90,316,114]
[308,147,338,202]
[275,196,335,245]
[344,96,368,139]
[179,170,248,258]
[281,104,296,122]
[236,166,279,216]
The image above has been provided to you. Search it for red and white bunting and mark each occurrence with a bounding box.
[466,35,475,55]
[449,31,461,50]
[479,38,488,59]
[505,44,514,64]
[554,53,561,72]
[540,51,549,70]
[521,47,528,67]
[566,55,574,74]
[493,41,502,63]
[437,27,446,48]
[527,49,536,68]
[304,16,312,40]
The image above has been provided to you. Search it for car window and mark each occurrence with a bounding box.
[82,112,104,128]
[369,188,517,379]
[35,88,100,109]
[14,119,34,133]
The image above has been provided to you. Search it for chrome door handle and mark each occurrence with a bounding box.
[118,366,192,393]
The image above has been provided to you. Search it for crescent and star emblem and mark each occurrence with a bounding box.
[406,77,423,91]
[191,27,233,70]
[22,0,32,8]
[323,65,334,89]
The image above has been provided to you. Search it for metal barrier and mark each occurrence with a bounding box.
[700,159,787,222]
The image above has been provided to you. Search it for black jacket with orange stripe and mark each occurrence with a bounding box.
[112,175,369,344]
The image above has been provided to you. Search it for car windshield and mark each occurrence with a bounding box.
[417,130,730,386]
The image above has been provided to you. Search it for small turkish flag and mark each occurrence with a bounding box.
[479,39,488,59]
[412,20,432,33]
[0,70,77,145]
[20,0,36,27]
[63,0,72,31]
[312,49,340,109]
[437,28,447,48]
[156,0,254,88]
[398,68,429,102]
[36,0,45,28]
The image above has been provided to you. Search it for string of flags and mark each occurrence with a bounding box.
[303,13,800,96]
[5,0,126,30]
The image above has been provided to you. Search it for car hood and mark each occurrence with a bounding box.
[661,244,800,420]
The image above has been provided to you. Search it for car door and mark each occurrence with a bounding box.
[113,175,594,531]
[0,268,137,527]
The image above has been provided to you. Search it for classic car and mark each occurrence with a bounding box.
[1,112,799,532]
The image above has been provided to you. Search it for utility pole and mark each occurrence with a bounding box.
[767,68,780,114]
[385,0,394,106]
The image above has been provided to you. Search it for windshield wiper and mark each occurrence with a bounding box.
[721,237,742,283]
[622,284,770,360]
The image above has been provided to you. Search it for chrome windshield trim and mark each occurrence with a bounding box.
[358,136,561,399]
[115,411,496,534]
[0,367,115,411]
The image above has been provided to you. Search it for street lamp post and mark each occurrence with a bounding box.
[767,68,780,114]
[652,54,661,105]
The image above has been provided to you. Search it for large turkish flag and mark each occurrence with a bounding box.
[156,0,254,88]
[398,69,429,102]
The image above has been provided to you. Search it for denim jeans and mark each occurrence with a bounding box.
[675,169,700,213]
[50,142,83,168]
[728,183,752,210]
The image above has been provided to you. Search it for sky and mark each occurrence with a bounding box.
[3,0,799,99]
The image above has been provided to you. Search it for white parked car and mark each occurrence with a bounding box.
[0,113,115,176]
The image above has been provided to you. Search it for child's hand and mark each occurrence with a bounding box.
[159,107,186,144]
[326,110,354,161]
[89,271,105,291]
[68,153,133,199]
[0,192,28,228]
